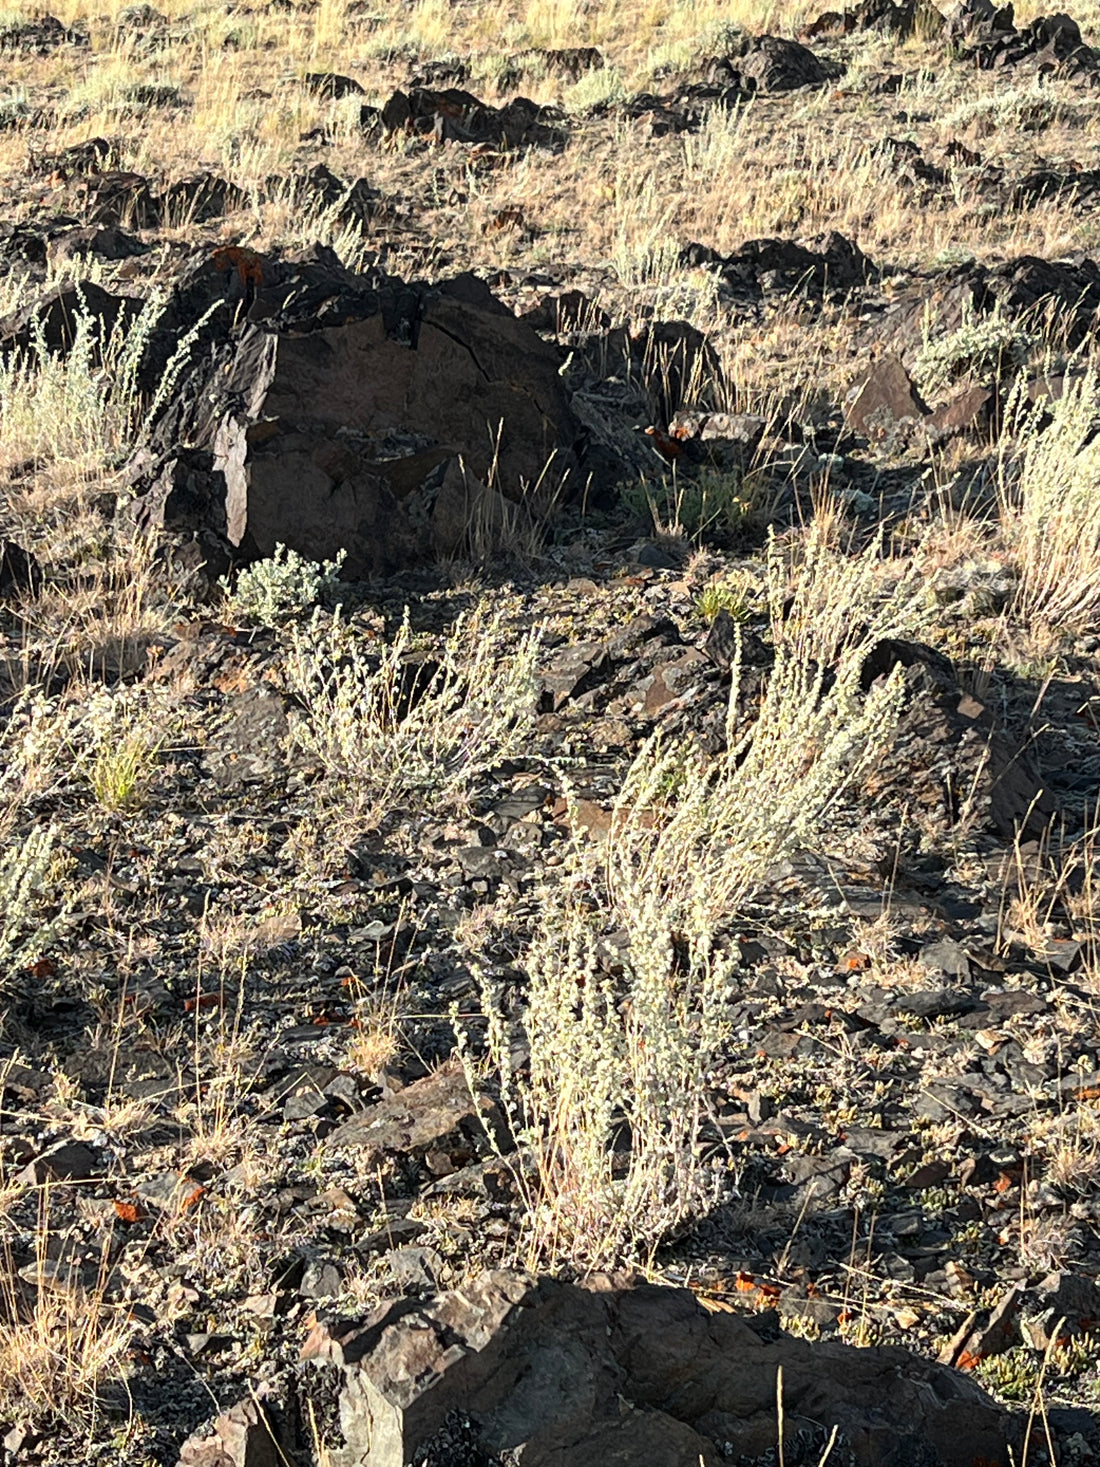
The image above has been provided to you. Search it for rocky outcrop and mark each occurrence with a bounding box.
[290,1270,1018,1467]
[126,251,582,576]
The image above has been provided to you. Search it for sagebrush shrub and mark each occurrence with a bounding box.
[482,527,932,1269]
[224,543,345,626]
[998,369,1100,631]
[284,603,541,820]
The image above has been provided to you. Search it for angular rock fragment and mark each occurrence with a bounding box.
[327,1060,505,1163]
[846,355,929,439]
[859,640,1057,838]
[940,1286,1025,1369]
[176,1398,289,1467]
[1023,1272,1100,1348]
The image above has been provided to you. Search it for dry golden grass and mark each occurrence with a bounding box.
[2,0,1098,322]
[998,371,1100,633]
[0,1198,137,1435]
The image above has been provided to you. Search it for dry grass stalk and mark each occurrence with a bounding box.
[998,369,1100,632]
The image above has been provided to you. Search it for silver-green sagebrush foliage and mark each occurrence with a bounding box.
[481,529,932,1270]
[284,603,541,820]
[0,823,62,985]
[999,368,1100,631]
[224,544,346,626]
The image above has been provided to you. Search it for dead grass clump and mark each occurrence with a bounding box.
[284,603,541,823]
[0,1216,136,1436]
[997,369,1100,632]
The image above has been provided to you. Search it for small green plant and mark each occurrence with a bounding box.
[627,466,783,542]
[224,544,346,626]
[87,724,161,811]
[694,576,755,623]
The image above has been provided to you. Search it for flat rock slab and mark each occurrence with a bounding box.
[326,1060,504,1162]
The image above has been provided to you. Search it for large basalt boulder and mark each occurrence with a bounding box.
[703,34,840,94]
[700,230,876,300]
[736,33,840,89]
[132,254,581,575]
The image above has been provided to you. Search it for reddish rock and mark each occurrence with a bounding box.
[846,355,929,439]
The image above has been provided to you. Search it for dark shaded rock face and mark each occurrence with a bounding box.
[846,354,929,439]
[291,1270,1019,1467]
[0,540,43,600]
[860,640,1056,839]
[870,252,1100,360]
[128,253,581,577]
[0,13,87,53]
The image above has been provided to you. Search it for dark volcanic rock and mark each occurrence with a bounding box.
[707,34,841,93]
[298,1270,1018,1467]
[720,231,876,299]
[961,7,1100,78]
[327,1060,505,1164]
[177,1397,289,1467]
[159,171,248,224]
[872,251,1100,361]
[0,540,43,600]
[30,136,117,180]
[304,71,365,98]
[861,640,1057,838]
[379,86,566,148]
[76,170,160,227]
[806,0,944,40]
[512,45,605,80]
[846,354,929,440]
[50,225,148,262]
[1012,166,1100,209]
[0,13,87,52]
[132,254,580,576]
[70,169,245,228]
[0,279,137,359]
